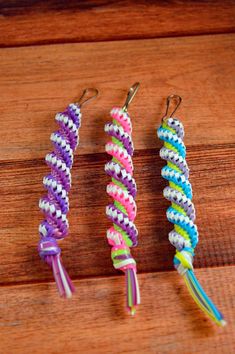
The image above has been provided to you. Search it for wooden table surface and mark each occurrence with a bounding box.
[0,1,235,353]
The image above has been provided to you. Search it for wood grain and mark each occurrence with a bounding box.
[0,267,234,354]
[1,4,235,352]
[0,34,235,161]
[0,0,235,47]
[0,145,234,285]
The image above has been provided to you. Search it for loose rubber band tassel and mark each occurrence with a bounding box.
[157,95,226,326]
[38,88,98,298]
[105,83,140,314]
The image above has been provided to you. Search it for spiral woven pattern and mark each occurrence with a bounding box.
[38,103,81,298]
[105,107,140,314]
[158,117,225,326]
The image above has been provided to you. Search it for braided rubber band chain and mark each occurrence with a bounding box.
[157,95,225,326]
[105,83,140,314]
[38,88,98,298]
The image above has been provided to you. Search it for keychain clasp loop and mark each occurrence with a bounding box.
[77,88,99,107]
[122,82,140,112]
[162,94,182,122]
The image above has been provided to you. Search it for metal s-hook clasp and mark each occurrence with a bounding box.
[76,88,99,107]
[162,94,182,122]
[122,82,140,112]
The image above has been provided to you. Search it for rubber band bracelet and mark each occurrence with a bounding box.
[157,95,226,326]
[105,83,140,314]
[38,88,98,298]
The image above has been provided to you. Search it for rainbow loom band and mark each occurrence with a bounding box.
[105,106,140,315]
[157,115,226,326]
[38,102,82,298]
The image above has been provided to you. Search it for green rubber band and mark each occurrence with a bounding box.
[165,141,178,153]
[112,136,123,148]
[167,161,181,173]
[162,122,175,133]
[112,178,127,191]
[114,200,127,215]
[112,248,130,259]
[114,225,132,247]
[169,181,183,193]
[172,202,186,216]
[113,119,120,126]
